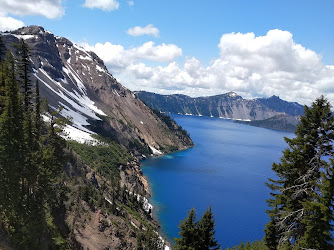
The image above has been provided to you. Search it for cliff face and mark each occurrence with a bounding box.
[136,91,304,121]
[1,25,191,250]
[2,26,193,155]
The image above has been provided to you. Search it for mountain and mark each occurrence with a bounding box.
[136,91,304,121]
[235,114,300,132]
[0,26,193,249]
[1,26,193,156]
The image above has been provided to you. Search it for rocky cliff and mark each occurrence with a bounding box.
[1,26,188,249]
[136,91,304,121]
[2,26,193,156]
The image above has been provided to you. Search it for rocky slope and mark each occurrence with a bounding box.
[136,91,304,121]
[1,26,192,249]
[1,26,193,156]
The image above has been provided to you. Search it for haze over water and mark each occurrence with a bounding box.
[141,115,293,248]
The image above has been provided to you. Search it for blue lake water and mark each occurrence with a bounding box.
[141,115,294,249]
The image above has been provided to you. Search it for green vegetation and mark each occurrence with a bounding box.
[0,37,70,248]
[265,96,334,249]
[151,108,191,143]
[69,140,132,186]
[174,207,221,250]
[226,241,268,250]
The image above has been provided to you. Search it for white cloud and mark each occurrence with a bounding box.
[135,42,182,61]
[128,1,134,7]
[83,0,119,11]
[83,29,334,105]
[0,0,64,19]
[0,16,25,31]
[127,24,159,37]
[82,41,182,72]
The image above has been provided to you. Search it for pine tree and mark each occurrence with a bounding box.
[0,35,7,113]
[0,40,70,248]
[175,208,198,250]
[175,207,221,250]
[198,206,220,250]
[15,38,31,111]
[0,51,25,236]
[265,96,334,249]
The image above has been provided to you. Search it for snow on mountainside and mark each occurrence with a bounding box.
[2,26,193,153]
[136,91,304,121]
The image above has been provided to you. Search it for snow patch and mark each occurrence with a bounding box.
[228,92,238,97]
[96,64,105,72]
[149,145,162,155]
[34,69,106,134]
[131,221,138,229]
[112,89,120,97]
[63,125,99,145]
[13,34,35,40]
[79,55,92,61]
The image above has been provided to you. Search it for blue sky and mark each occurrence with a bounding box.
[0,0,333,104]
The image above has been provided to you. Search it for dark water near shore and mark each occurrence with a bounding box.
[141,115,293,248]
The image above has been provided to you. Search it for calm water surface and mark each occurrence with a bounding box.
[141,115,293,248]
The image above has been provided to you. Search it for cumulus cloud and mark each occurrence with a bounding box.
[0,0,64,19]
[84,29,334,105]
[127,24,159,37]
[82,41,182,71]
[128,1,134,7]
[83,0,119,11]
[0,16,25,31]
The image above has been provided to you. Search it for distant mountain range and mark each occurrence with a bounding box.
[135,91,304,131]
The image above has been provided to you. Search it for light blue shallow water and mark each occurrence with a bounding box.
[141,115,293,249]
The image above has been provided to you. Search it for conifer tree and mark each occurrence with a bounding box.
[0,40,70,248]
[0,51,25,235]
[198,206,220,250]
[265,96,334,249]
[175,208,197,250]
[0,36,6,113]
[15,38,31,111]
[175,207,221,250]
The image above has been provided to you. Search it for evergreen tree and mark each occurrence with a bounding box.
[0,35,7,113]
[175,208,198,250]
[0,40,70,248]
[15,38,31,111]
[175,207,221,250]
[265,96,334,249]
[0,51,25,239]
[198,206,220,250]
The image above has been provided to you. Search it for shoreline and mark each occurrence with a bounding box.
[139,145,194,249]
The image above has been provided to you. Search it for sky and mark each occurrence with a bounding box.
[0,0,333,105]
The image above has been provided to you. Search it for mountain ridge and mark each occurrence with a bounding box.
[135,90,304,120]
[2,25,193,156]
[135,91,304,131]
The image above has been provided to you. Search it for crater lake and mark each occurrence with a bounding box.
[141,114,294,249]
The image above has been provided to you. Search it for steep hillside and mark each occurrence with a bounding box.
[0,27,184,249]
[136,91,304,121]
[1,26,193,156]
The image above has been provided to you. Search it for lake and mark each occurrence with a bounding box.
[141,114,294,249]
